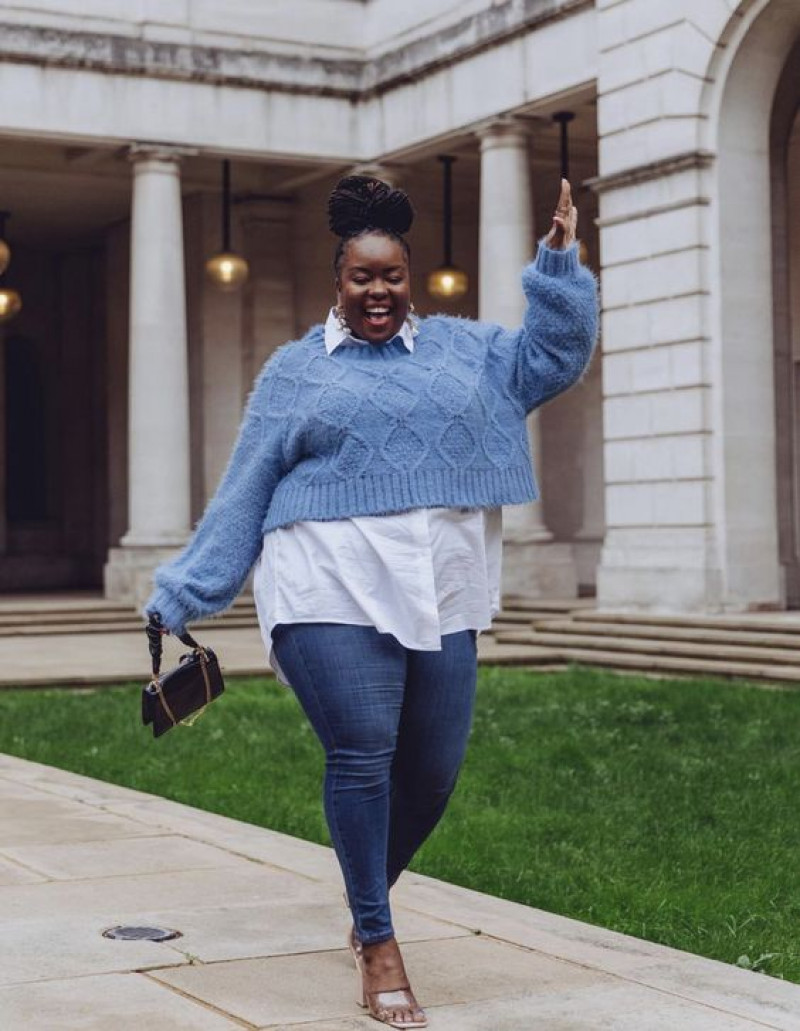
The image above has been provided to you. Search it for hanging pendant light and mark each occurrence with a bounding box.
[427,156,468,301]
[552,112,589,265]
[0,211,10,276]
[0,211,22,323]
[0,288,22,323]
[205,160,249,292]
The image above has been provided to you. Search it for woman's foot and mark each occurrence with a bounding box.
[348,924,362,966]
[357,937,427,1029]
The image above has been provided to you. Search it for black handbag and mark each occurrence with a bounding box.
[142,612,225,738]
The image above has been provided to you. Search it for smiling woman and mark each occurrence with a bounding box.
[337,234,410,343]
[144,172,598,1028]
[329,176,413,344]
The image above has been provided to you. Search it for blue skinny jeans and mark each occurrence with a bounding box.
[271,622,477,945]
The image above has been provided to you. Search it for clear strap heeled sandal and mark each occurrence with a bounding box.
[354,951,428,1029]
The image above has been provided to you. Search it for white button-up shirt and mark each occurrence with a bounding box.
[253,310,503,684]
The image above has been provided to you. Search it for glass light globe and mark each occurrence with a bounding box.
[0,287,22,322]
[0,239,10,276]
[205,252,249,292]
[427,265,468,301]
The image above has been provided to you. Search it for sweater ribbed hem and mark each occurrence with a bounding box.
[534,241,579,277]
[263,466,537,532]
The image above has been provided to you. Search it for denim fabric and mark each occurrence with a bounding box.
[271,622,477,945]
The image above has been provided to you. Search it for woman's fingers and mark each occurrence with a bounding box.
[545,179,579,250]
[565,204,578,247]
[556,178,572,216]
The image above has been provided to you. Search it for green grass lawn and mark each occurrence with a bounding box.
[2,666,800,982]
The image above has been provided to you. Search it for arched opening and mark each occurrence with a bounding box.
[771,43,800,604]
[710,0,800,608]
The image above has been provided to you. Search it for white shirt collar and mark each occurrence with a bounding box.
[324,307,417,355]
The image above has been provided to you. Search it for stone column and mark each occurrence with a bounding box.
[477,118,578,602]
[105,144,194,605]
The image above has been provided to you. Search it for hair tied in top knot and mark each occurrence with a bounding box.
[328,175,414,239]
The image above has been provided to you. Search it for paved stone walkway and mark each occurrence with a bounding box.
[0,623,559,688]
[1,753,799,1030]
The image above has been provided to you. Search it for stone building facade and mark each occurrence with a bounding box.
[0,0,797,614]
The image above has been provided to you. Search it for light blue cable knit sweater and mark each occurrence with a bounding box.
[146,242,598,633]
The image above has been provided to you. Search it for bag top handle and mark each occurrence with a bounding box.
[146,612,202,679]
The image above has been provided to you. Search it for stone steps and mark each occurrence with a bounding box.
[494,611,800,684]
[493,641,800,684]
[0,597,260,636]
[528,618,800,650]
[7,593,800,684]
[573,609,800,633]
[496,629,800,667]
[0,597,581,637]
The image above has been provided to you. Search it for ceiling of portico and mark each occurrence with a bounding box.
[0,93,596,246]
[0,141,344,245]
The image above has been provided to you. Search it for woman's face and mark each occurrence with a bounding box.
[336,232,411,344]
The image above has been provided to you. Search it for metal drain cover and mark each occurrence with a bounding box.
[103,925,182,942]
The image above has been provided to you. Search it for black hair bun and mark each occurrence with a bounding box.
[328,175,414,238]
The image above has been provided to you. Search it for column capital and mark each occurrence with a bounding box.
[475,116,530,150]
[127,142,198,165]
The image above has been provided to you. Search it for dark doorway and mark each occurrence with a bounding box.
[0,245,109,591]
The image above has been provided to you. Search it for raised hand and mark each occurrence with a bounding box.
[544,178,578,251]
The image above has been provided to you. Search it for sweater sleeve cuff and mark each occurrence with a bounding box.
[533,240,580,278]
[142,586,188,637]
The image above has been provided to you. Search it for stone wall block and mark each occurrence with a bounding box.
[605,434,708,483]
[597,566,723,611]
[601,525,717,567]
[606,482,656,526]
[598,0,730,55]
[685,1,742,46]
[604,439,636,483]
[650,386,708,435]
[600,22,716,93]
[457,45,527,124]
[602,248,706,309]
[597,1,674,53]
[190,0,363,47]
[604,394,652,439]
[632,437,673,481]
[653,479,709,525]
[601,206,706,266]
[599,168,708,223]
[523,14,599,101]
[601,351,633,395]
[631,347,672,393]
[378,73,455,155]
[669,340,707,387]
[140,1,190,26]
[596,1,627,52]
[671,434,707,479]
[602,304,651,352]
[600,117,704,178]
[602,294,708,353]
[647,293,707,346]
[599,71,706,137]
